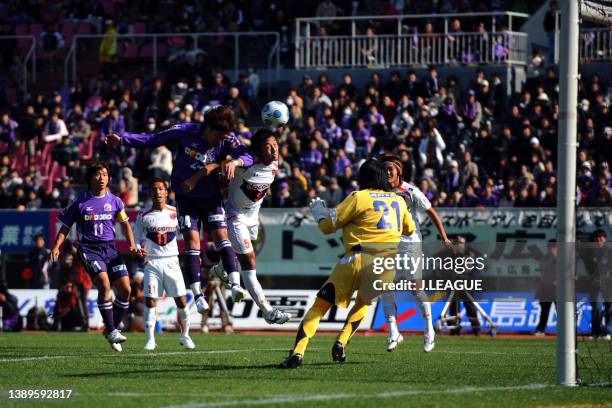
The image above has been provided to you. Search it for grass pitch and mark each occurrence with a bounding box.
[0,332,610,407]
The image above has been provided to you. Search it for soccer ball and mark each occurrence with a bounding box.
[261,100,289,128]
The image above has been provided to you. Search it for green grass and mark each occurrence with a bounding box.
[0,332,610,407]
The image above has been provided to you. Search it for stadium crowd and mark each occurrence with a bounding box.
[0,63,610,211]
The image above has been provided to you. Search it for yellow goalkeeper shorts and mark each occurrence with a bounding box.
[319,250,395,308]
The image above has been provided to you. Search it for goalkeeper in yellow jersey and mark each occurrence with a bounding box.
[279,159,415,368]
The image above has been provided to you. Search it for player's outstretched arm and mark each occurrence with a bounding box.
[426,207,453,249]
[104,125,187,149]
[50,225,70,262]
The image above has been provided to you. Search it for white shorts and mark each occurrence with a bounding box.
[227,216,258,254]
[143,257,186,298]
[396,241,423,281]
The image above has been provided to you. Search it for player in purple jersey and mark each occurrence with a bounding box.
[104,106,249,314]
[50,162,137,351]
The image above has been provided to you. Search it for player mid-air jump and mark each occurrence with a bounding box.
[104,106,250,315]
[182,128,291,324]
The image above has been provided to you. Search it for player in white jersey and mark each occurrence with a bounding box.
[379,155,452,352]
[134,178,195,350]
[179,129,287,323]
[212,129,291,324]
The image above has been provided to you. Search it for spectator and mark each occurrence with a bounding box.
[43,113,69,143]
[543,1,559,62]
[0,112,18,148]
[25,233,50,288]
[51,136,78,168]
[319,177,343,207]
[40,24,64,72]
[120,167,139,207]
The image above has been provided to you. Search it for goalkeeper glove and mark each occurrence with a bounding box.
[309,197,328,222]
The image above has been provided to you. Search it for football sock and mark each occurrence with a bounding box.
[144,306,156,342]
[185,250,202,297]
[98,300,115,332]
[228,272,240,287]
[380,291,399,338]
[242,269,272,313]
[337,297,370,346]
[217,240,240,279]
[177,307,190,337]
[415,290,434,334]
[293,297,331,356]
[113,297,130,329]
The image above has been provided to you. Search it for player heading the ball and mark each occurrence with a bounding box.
[104,106,249,315]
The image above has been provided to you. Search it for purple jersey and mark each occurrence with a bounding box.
[58,191,129,243]
[120,123,253,199]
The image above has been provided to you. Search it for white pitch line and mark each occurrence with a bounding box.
[162,384,551,408]
[0,348,289,363]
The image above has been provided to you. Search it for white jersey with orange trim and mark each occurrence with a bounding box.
[396,181,431,243]
[225,160,277,226]
[134,205,179,258]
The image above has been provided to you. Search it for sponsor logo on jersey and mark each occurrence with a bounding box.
[84,214,113,221]
[104,203,112,212]
[85,207,93,211]
[170,213,177,219]
[184,146,210,163]
[146,226,177,233]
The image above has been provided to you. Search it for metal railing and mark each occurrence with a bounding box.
[0,35,36,101]
[297,31,528,69]
[295,11,530,68]
[64,32,280,93]
[579,27,612,61]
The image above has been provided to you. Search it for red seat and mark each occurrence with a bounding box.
[61,23,76,47]
[15,24,29,35]
[78,136,94,160]
[76,23,92,36]
[124,43,139,58]
[45,162,67,193]
[133,22,146,34]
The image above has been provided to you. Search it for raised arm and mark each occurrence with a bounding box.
[105,124,191,149]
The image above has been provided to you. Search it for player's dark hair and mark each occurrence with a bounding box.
[203,105,235,133]
[149,177,169,191]
[358,159,391,191]
[85,161,110,190]
[251,128,277,155]
[378,154,404,181]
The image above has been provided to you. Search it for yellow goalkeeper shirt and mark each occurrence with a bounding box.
[319,189,415,252]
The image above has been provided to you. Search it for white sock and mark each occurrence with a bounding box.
[229,271,240,286]
[177,307,190,337]
[241,269,272,313]
[415,290,434,334]
[190,282,201,298]
[144,306,156,342]
[380,292,399,338]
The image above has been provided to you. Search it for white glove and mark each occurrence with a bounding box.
[309,198,329,222]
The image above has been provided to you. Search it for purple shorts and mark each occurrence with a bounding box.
[176,194,227,233]
[77,241,128,282]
